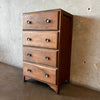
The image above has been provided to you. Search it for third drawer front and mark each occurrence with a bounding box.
[23,31,58,49]
[23,47,57,67]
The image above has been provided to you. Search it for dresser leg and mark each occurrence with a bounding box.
[67,77,70,83]
[48,83,59,94]
[23,76,31,82]
[23,76,26,82]
[65,79,70,84]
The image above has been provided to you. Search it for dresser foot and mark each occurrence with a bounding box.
[23,76,26,82]
[23,76,31,82]
[65,80,69,84]
[48,83,59,94]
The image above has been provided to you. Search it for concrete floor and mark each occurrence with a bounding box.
[0,63,100,100]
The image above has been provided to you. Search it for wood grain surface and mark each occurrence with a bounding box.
[23,46,58,67]
[23,11,59,30]
[23,62,57,84]
[23,31,58,49]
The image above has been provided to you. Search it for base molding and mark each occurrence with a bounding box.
[23,76,59,94]
[47,83,59,94]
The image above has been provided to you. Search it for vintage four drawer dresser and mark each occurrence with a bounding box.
[23,9,73,94]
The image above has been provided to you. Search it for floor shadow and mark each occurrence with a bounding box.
[0,62,100,100]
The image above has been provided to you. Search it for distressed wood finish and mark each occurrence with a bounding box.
[23,11,59,30]
[23,31,58,49]
[23,47,57,67]
[23,62,57,84]
[23,9,73,94]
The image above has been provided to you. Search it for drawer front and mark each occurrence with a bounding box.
[23,62,57,84]
[23,31,58,49]
[23,11,59,30]
[23,47,57,67]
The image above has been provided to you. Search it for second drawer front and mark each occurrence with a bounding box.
[23,47,57,67]
[23,62,57,84]
[23,31,58,49]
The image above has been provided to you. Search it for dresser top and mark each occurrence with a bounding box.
[23,8,73,17]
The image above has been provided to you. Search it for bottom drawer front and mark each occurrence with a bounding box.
[23,62,57,84]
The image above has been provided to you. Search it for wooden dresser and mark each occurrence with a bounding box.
[23,9,73,94]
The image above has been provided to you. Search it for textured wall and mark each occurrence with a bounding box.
[0,0,100,91]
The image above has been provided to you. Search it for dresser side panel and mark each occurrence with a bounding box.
[58,11,73,85]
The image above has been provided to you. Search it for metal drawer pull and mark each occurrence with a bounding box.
[45,39,50,42]
[27,53,31,57]
[27,20,31,24]
[46,19,51,23]
[45,74,49,78]
[45,56,50,60]
[27,37,31,41]
[27,69,31,72]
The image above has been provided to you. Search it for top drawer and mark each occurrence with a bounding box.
[23,11,59,30]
